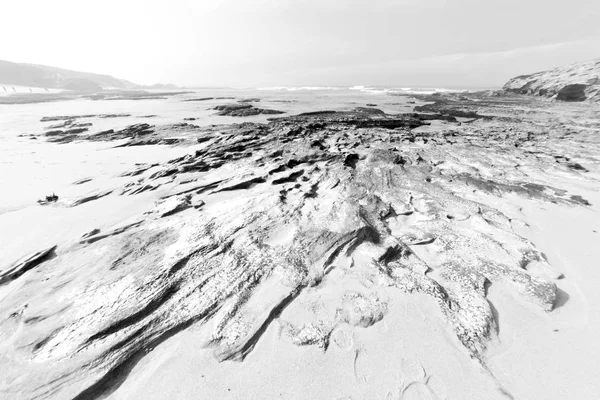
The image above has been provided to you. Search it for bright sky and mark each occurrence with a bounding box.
[2,0,599,87]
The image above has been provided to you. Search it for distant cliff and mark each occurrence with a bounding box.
[503,58,600,102]
[0,60,178,92]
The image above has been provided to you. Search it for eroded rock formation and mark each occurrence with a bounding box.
[1,98,596,399]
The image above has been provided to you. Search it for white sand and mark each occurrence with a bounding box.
[1,91,599,400]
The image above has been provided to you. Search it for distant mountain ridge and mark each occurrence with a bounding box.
[503,58,600,102]
[0,60,177,91]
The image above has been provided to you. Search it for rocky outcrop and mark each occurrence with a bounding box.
[503,58,600,102]
[213,103,285,116]
[1,98,593,399]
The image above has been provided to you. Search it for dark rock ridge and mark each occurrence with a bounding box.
[503,58,600,102]
[396,93,494,120]
[183,97,214,102]
[213,103,285,116]
[0,246,56,285]
[0,93,74,105]
[42,123,202,146]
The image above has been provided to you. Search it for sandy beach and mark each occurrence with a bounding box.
[0,80,598,400]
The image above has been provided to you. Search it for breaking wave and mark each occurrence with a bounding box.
[349,86,465,95]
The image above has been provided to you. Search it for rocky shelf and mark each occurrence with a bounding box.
[1,93,598,399]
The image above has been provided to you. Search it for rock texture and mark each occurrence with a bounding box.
[213,103,285,116]
[503,58,600,102]
[1,95,598,399]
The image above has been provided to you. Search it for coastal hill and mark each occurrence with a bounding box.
[0,59,177,92]
[503,58,600,102]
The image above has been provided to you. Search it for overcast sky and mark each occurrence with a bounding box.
[2,0,599,87]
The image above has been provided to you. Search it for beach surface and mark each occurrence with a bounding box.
[0,87,599,400]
